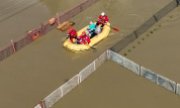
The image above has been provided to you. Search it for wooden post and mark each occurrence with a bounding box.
[56,13,60,25]
[40,100,46,108]
[11,40,16,53]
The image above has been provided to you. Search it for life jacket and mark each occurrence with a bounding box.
[67,27,77,43]
[84,35,90,44]
[98,15,109,24]
[77,32,90,44]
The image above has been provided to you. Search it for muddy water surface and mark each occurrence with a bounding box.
[52,60,180,108]
[0,0,174,108]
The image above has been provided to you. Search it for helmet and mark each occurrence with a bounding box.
[101,12,105,16]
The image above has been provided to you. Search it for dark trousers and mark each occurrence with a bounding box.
[96,21,104,27]
[176,0,180,5]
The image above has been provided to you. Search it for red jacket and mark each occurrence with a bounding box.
[67,28,77,42]
[98,15,109,24]
[77,33,90,44]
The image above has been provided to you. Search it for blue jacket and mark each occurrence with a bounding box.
[88,23,96,31]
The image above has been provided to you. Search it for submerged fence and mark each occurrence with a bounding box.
[111,0,178,52]
[34,51,108,108]
[109,0,180,96]
[0,0,99,62]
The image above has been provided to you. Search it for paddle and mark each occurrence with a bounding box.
[99,20,120,32]
[86,44,96,51]
[109,25,120,32]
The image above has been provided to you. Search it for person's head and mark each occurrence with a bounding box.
[101,12,105,16]
[68,27,76,33]
[89,21,93,24]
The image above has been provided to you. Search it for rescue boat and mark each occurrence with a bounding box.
[63,22,111,52]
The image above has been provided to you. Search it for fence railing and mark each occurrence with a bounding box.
[111,0,178,52]
[33,50,108,108]
[108,50,180,96]
[34,49,180,108]
[109,0,180,96]
[0,0,99,62]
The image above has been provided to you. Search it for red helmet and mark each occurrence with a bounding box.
[68,27,76,32]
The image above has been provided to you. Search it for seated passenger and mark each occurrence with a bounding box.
[95,25,102,34]
[96,12,109,27]
[67,27,77,43]
[77,31,90,44]
[87,21,96,38]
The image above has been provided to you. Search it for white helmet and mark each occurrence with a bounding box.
[101,12,105,16]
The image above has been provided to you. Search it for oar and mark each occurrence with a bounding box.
[61,36,69,42]
[87,15,120,32]
[89,45,96,50]
[86,44,96,51]
[83,38,97,51]
[90,19,120,32]
[99,20,120,32]
[109,25,120,32]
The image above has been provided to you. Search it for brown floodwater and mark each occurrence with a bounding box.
[0,0,82,47]
[120,6,180,83]
[52,60,180,108]
[0,0,173,108]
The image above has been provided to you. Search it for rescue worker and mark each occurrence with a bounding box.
[87,21,96,38]
[96,12,109,27]
[77,31,90,44]
[67,27,77,43]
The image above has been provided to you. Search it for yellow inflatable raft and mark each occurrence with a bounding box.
[63,22,110,52]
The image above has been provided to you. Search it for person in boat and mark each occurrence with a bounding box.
[95,25,102,34]
[96,12,109,27]
[77,31,90,44]
[67,27,77,43]
[87,21,96,38]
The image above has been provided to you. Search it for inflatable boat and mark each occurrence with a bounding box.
[63,22,110,52]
